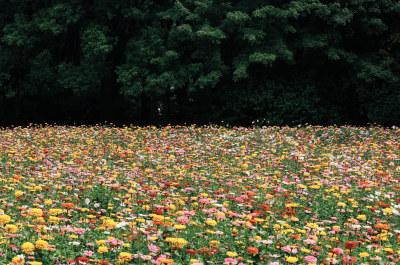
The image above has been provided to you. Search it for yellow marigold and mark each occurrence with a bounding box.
[286,256,299,263]
[35,239,48,250]
[226,251,238,257]
[5,224,17,233]
[21,242,35,254]
[44,199,52,205]
[0,214,11,226]
[98,246,108,253]
[29,208,43,217]
[15,190,24,197]
[359,252,370,258]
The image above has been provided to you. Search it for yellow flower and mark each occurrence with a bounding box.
[205,219,217,226]
[35,239,48,250]
[48,209,62,215]
[226,251,238,257]
[0,214,11,226]
[21,242,35,254]
[306,223,318,229]
[337,202,346,207]
[44,199,52,205]
[174,224,186,230]
[357,215,366,221]
[49,216,60,224]
[383,208,392,214]
[96,240,107,245]
[12,256,25,264]
[165,237,188,249]
[118,252,132,261]
[29,208,43,217]
[190,259,200,264]
[5,224,17,233]
[103,218,117,228]
[98,246,108,253]
[209,240,220,247]
[15,190,23,197]
[359,252,370,258]
[286,256,299,263]
[30,262,42,265]
[151,214,165,222]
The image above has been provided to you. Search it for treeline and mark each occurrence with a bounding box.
[0,0,399,126]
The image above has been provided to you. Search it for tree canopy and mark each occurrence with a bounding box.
[1,0,399,126]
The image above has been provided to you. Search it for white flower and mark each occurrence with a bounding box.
[116,221,129,228]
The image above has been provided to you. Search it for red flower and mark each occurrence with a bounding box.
[260,204,270,211]
[76,257,89,264]
[344,241,357,250]
[186,249,197,255]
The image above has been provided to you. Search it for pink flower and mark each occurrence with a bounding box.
[224,258,238,264]
[83,250,94,257]
[148,244,160,253]
[282,246,298,253]
[304,256,317,263]
[177,216,189,224]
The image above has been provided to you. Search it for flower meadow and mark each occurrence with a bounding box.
[0,125,400,265]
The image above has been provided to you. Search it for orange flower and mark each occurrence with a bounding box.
[247,247,259,255]
[159,259,174,265]
[342,256,357,264]
[375,223,391,230]
[62,203,75,209]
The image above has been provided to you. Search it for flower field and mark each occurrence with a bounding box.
[0,125,400,265]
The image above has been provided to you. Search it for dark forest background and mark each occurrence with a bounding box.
[0,0,399,126]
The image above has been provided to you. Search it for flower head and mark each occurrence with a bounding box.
[21,242,35,254]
